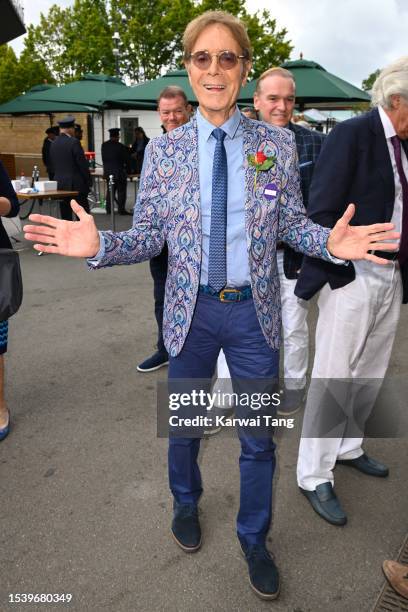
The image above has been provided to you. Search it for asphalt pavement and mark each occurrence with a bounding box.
[1,211,407,612]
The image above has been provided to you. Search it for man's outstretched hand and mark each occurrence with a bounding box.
[24,200,101,258]
[327,204,400,263]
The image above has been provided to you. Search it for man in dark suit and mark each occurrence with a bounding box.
[101,128,132,216]
[50,116,91,220]
[295,56,408,526]
[41,126,59,180]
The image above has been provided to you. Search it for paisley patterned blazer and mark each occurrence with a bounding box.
[93,113,331,357]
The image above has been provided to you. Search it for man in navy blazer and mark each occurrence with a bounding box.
[296,56,408,526]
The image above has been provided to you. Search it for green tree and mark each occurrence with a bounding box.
[20,0,292,84]
[0,45,20,103]
[362,68,380,92]
[62,0,115,79]
[196,0,293,78]
[111,0,196,81]
[23,2,114,83]
[17,38,55,92]
[0,43,52,104]
[243,9,292,77]
[23,6,71,83]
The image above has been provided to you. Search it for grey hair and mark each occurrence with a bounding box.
[371,56,408,109]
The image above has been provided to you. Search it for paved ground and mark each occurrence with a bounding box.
[1,211,407,611]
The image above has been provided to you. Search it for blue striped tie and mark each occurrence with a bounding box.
[208,128,227,292]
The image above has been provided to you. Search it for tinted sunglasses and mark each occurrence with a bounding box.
[189,50,247,71]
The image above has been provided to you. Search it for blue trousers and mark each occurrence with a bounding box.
[168,293,279,546]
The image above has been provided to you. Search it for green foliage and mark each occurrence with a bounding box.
[23,6,70,83]
[17,38,55,91]
[8,0,292,85]
[63,0,115,79]
[0,45,19,104]
[247,153,276,170]
[362,68,380,92]
[195,0,292,77]
[111,0,196,81]
[244,9,292,78]
[22,2,114,82]
[0,42,54,104]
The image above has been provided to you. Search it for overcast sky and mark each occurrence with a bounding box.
[10,0,408,88]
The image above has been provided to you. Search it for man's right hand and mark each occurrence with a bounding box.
[24,200,101,258]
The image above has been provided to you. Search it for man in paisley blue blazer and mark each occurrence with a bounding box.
[24,11,399,601]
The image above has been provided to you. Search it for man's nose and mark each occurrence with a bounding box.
[208,54,220,75]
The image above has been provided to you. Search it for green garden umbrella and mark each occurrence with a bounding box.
[0,97,98,114]
[0,81,100,114]
[105,69,197,108]
[238,59,370,110]
[25,73,127,110]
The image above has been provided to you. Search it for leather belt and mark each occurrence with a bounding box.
[199,285,252,302]
[369,250,399,261]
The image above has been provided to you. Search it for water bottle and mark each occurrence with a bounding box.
[20,170,28,189]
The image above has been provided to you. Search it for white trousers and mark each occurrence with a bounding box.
[216,251,309,389]
[277,250,309,390]
[297,260,402,490]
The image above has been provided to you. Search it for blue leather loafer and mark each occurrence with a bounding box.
[240,542,280,600]
[337,453,389,477]
[171,502,201,552]
[300,482,347,526]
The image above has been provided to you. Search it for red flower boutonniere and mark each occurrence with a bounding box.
[247,150,276,188]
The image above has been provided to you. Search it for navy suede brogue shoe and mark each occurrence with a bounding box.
[336,453,389,477]
[171,503,201,552]
[240,542,280,600]
[137,351,169,372]
[300,482,347,526]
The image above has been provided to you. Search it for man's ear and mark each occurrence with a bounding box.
[241,61,252,87]
[390,94,401,109]
[253,91,259,112]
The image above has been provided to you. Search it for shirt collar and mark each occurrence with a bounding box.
[378,105,396,139]
[196,106,242,141]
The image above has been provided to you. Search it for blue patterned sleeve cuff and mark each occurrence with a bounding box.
[323,246,348,265]
[87,232,105,267]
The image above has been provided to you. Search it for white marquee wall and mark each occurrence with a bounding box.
[93,109,162,165]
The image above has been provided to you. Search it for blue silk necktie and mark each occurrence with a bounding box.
[208,128,227,291]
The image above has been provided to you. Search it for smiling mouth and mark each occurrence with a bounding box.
[203,84,226,91]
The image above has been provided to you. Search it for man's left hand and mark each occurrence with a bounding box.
[327,204,400,264]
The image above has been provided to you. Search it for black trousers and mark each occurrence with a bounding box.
[149,244,168,354]
[105,178,127,214]
[59,193,89,220]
